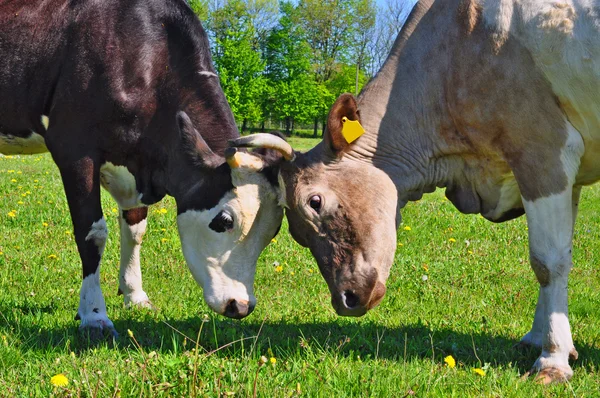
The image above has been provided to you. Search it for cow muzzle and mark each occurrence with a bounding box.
[222,299,255,319]
[331,281,387,317]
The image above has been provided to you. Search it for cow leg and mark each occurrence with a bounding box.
[518,185,581,364]
[523,188,576,383]
[56,156,116,338]
[117,207,154,309]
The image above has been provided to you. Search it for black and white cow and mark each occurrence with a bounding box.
[0,0,283,336]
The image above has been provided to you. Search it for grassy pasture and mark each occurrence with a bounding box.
[0,140,599,396]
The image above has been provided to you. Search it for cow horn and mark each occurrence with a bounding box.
[229,134,295,161]
[224,147,265,170]
[224,147,241,168]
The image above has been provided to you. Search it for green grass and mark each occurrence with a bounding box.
[0,145,599,397]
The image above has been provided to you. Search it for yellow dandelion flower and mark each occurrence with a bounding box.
[48,200,53,204]
[271,238,277,243]
[65,231,71,235]
[127,329,134,338]
[158,208,167,214]
[34,179,39,183]
[444,355,456,368]
[48,254,57,259]
[42,222,48,227]
[275,265,283,272]
[422,264,429,272]
[398,242,404,246]
[269,357,276,365]
[472,368,486,376]
[21,193,26,197]
[468,250,473,254]
[161,238,168,243]
[50,373,69,387]
[7,211,16,218]
[10,178,17,183]
[16,171,22,174]
[0,252,3,256]
[403,226,411,231]
[448,238,456,243]
[308,269,313,274]
[290,271,295,276]
[161,228,166,232]
[2,335,7,346]
[111,208,117,213]
[17,201,23,205]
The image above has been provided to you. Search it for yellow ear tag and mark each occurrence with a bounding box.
[341,116,365,144]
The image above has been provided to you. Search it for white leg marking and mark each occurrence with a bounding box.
[85,218,108,255]
[41,115,50,130]
[99,162,144,209]
[118,208,152,308]
[524,190,575,379]
[522,122,583,380]
[78,218,115,334]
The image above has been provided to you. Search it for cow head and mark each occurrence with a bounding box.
[230,94,398,317]
[175,112,284,319]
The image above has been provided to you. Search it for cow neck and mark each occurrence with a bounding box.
[345,0,462,208]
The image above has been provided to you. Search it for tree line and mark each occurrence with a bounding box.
[189,0,411,136]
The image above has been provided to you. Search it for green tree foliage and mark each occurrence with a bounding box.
[188,0,401,134]
[263,2,322,133]
[209,0,267,130]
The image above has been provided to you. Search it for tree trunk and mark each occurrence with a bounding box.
[242,118,248,133]
[321,116,326,137]
[291,118,295,134]
[285,117,291,135]
[313,117,318,138]
[355,61,360,96]
[261,120,265,132]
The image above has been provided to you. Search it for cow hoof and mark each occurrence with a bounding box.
[534,367,570,384]
[521,363,573,384]
[78,316,118,340]
[79,324,119,341]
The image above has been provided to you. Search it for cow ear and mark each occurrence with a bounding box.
[324,93,362,156]
[177,111,221,168]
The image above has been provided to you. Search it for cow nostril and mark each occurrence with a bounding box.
[223,299,252,319]
[343,290,360,309]
[224,299,239,318]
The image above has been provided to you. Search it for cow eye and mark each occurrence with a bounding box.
[309,195,322,212]
[209,210,234,233]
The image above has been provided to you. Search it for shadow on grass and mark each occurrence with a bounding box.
[2,306,599,375]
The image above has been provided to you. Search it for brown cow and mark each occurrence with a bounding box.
[231,0,600,383]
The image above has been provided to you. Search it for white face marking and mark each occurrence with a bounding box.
[118,211,151,307]
[0,132,47,155]
[198,71,218,78]
[177,171,282,315]
[99,162,144,209]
